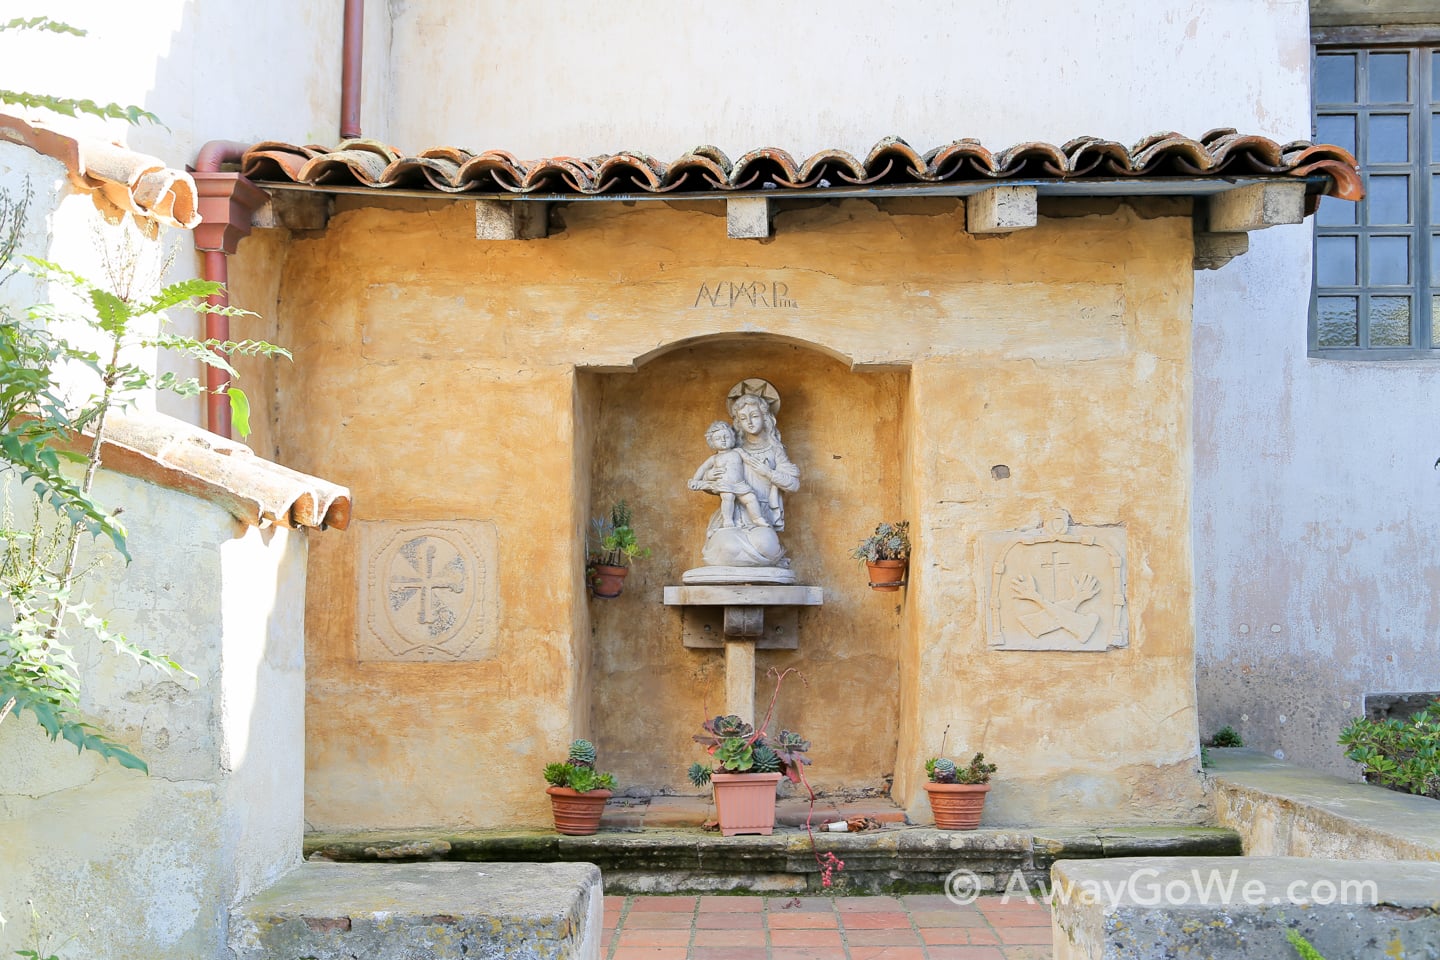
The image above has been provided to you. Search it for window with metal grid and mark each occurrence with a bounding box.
[1311,44,1439,357]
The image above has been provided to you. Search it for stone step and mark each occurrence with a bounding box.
[304,824,1242,895]
[229,861,602,960]
[1051,856,1440,959]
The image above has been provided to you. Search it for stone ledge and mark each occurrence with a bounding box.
[228,861,601,960]
[1051,856,1440,960]
[1206,748,1440,860]
[304,824,1240,895]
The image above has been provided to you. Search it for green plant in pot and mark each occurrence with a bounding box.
[587,500,650,599]
[544,739,617,835]
[923,751,997,830]
[687,682,811,838]
[852,521,911,591]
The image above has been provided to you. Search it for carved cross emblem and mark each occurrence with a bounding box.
[387,536,467,638]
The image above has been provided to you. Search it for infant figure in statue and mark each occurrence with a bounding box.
[689,421,771,529]
[681,378,800,585]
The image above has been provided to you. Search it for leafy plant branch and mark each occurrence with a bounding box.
[0,17,160,127]
[0,190,288,772]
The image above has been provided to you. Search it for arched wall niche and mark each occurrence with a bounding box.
[602,331,907,375]
[576,333,912,795]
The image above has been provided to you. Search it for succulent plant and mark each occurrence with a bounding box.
[956,753,997,784]
[543,743,616,793]
[567,767,615,794]
[568,739,596,767]
[927,753,996,784]
[687,668,816,787]
[716,738,755,771]
[711,715,754,739]
[851,521,912,562]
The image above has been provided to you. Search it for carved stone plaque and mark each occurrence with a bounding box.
[979,512,1127,652]
[357,521,498,662]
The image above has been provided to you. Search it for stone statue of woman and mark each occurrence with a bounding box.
[683,378,800,585]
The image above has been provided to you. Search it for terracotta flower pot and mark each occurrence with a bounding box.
[865,559,908,591]
[546,786,612,835]
[924,781,990,830]
[590,564,628,599]
[711,772,783,836]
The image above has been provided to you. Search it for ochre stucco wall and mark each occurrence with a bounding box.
[271,195,1205,829]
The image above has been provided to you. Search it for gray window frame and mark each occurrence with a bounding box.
[1310,29,1440,359]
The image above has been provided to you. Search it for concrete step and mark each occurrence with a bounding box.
[304,824,1242,895]
[229,861,602,960]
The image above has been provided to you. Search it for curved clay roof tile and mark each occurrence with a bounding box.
[234,132,1363,201]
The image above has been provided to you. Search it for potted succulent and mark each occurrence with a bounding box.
[923,751,997,830]
[687,672,812,837]
[851,521,911,591]
[587,500,650,599]
[543,739,616,835]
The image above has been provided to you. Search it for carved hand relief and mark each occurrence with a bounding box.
[357,521,499,662]
[979,512,1127,652]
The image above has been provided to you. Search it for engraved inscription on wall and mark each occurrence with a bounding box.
[979,512,1128,652]
[357,520,499,662]
[692,280,798,309]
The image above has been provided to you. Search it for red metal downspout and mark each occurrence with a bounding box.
[191,142,268,439]
[342,0,364,139]
[191,5,361,437]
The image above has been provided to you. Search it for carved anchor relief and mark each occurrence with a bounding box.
[981,511,1127,652]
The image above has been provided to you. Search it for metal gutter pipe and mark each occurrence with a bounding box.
[341,0,363,139]
[191,141,268,439]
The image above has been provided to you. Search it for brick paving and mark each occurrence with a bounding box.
[602,894,1053,959]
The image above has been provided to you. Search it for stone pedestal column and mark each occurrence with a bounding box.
[663,585,823,721]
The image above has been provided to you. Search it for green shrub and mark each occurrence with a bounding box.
[1338,701,1440,800]
[1211,725,1244,748]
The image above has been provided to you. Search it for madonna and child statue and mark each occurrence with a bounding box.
[682,378,800,585]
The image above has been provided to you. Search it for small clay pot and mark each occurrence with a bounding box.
[546,786,612,835]
[590,564,628,599]
[865,559,908,592]
[924,781,990,830]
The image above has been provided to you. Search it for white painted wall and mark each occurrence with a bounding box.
[0,471,306,959]
[386,0,1311,156]
[1194,225,1440,774]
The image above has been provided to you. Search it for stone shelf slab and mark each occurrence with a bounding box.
[663,585,823,606]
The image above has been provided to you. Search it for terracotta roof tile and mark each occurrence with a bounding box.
[63,412,351,531]
[237,131,1361,200]
[0,113,200,229]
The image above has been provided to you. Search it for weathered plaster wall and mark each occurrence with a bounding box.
[0,471,306,959]
[1193,225,1440,776]
[274,195,1204,829]
[385,0,1309,156]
